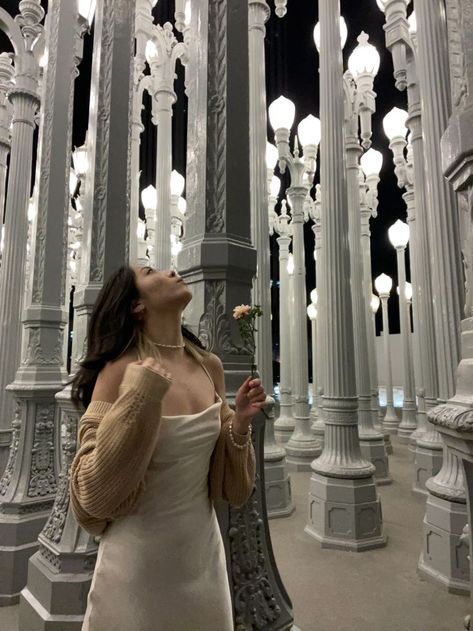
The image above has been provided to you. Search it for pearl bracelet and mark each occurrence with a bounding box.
[228,422,252,450]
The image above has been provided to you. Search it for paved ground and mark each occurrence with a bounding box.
[269,437,470,631]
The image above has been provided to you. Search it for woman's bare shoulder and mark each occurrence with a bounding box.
[91,350,139,403]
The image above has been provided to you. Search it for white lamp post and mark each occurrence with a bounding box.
[388,219,417,441]
[269,96,321,469]
[374,273,399,433]
[344,37,390,484]
[313,16,348,52]
[141,184,157,267]
[383,107,409,187]
[0,54,14,224]
[307,299,318,427]
[375,0,411,90]
[274,202,295,443]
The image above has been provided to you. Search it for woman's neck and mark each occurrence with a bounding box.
[143,310,184,348]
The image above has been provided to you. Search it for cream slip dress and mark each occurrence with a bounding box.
[82,367,234,631]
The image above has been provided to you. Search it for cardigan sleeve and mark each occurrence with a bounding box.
[209,399,256,507]
[70,363,171,533]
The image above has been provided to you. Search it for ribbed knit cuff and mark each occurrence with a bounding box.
[119,363,172,402]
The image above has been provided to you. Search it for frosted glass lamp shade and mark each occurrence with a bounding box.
[287,253,294,276]
[310,288,318,305]
[375,0,387,11]
[313,16,347,52]
[408,12,417,34]
[78,0,96,24]
[297,115,321,147]
[137,219,146,240]
[348,31,380,78]
[360,148,383,176]
[383,107,409,140]
[388,219,410,248]
[370,293,380,314]
[268,96,296,131]
[145,40,159,64]
[374,273,393,295]
[170,170,185,197]
[141,185,157,210]
[307,304,317,320]
[266,142,279,170]
[72,144,89,177]
[177,197,187,215]
[270,175,281,198]
[404,281,413,301]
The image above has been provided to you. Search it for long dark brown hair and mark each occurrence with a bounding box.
[70,265,205,409]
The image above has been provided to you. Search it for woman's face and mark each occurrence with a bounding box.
[132,266,192,317]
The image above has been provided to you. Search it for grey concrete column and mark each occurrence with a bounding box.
[415,0,469,593]
[395,241,418,441]
[346,136,390,485]
[0,3,44,475]
[285,183,322,470]
[0,52,13,223]
[0,0,77,607]
[248,0,293,519]
[431,0,473,615]
[17,2,136,627]
[403,59,443,490]
[274,210,295,443]
[306,0,385,551]
[311,186,326,445]
[379,294,399,433]
[179,0,295,626]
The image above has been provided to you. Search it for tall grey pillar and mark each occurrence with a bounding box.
[0,3,43,476]
[431,0,473,621]
[415,0,469,593]
[179,0,295,626]
[346,135,390,485]
[0,52,13,227]
[305,0,385,551]
[17,2,136,627]
[248,0,293,518]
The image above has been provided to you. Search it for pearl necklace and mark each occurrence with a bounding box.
[152,341,185,349]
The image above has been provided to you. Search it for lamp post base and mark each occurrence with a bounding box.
[274,413,295,444]
[413,443,443,495]
[305,473,387,551]
[359,437,392,486]
[418,493,469,594]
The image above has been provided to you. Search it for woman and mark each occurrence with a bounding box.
[69,265,266,631]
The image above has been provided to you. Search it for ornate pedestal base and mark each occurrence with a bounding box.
[305,473,387,551]
[413,443,443,496]
[359,437,392,486]
[311,418,325,450]
[285,436,322,473]
[264,401,295,519]
[418,493,470,594]
[19,544,95,631]
[0,507,50,605]
[274,413,295,444]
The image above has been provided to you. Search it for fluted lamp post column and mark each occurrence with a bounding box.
[375,273,399,434]
[0,53,13,227]
[269,97,322,469]
[141,184,157,268]
[345,36,390,484]
[308,290,318,426]
[388,219,417,441]
[274,202,295,444]
[306,0,385,551]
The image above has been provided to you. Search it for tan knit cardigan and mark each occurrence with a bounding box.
[70,359,256,537]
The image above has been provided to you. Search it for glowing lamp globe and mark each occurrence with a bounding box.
[307,304,317,320]
[268,96,295,132]
[266,142,279,170]
[287,253,294,276]
[69,169,78,197]
[374,273,393,296]
[383,107,408,141]
[360,148,383,177]
[348,31,380,78]
[313,16,347,52]
[388,219,410,248]
[72,144,89,177]
[145,40,158,64]
[370,294,380,314]
[404,282,413,301]
[408,12,417,34]
[297,115,321,148]
[141,184,157,210]
[136,219,146,240]
[310,289,318,305]
[270,175,281,198]
[177,197,187,215]
[170,170,185,197]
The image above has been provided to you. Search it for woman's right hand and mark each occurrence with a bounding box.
[131,357,172,382]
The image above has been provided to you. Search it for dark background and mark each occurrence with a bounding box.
[0,0,411,368]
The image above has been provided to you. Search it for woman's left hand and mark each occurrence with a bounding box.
[234,377,267,430]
